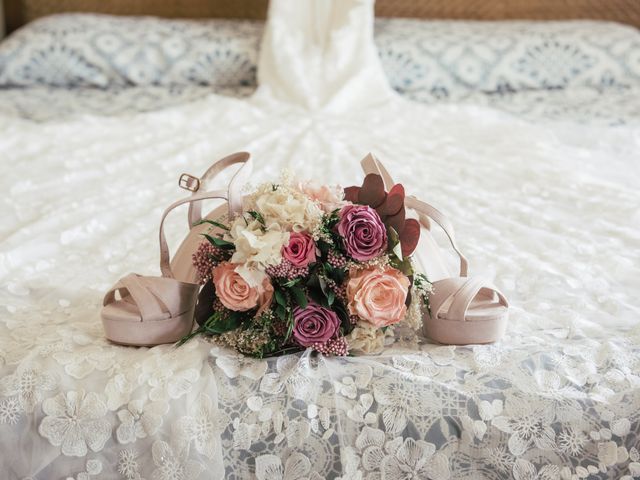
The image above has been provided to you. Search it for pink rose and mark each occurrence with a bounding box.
[213,262,273,313]
[282,232,317,267]
[347,266,410,327]
[337,204,387,261]
[292,303,341,347]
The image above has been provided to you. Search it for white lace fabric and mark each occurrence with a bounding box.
[1,1,640,479]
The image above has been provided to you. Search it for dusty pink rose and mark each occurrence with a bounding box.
[347,266,410,327]
[292,303,341,347]
[282,232,317,267]
[337,204,387,261]
[213,262,273,313]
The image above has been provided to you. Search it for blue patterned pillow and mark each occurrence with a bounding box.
[374,19,640,101]
[3,14,639,101]
[0,14,263,88]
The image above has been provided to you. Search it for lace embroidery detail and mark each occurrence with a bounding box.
[151,440,203,480]
[38,390,111,457]
[116,399,169,444]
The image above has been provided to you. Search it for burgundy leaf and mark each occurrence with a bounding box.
[343,186,360,203]
[386,208,406,234]
[400,218,421,257]
[384,184,405,216]
[359,174,386,208]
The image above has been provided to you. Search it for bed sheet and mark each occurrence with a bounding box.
[0,85,254,121]
[2,84,639,125]
[1,1,640,479]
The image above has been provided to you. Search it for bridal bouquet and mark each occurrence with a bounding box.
[183,171,432,357]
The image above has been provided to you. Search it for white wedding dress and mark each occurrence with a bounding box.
[0,1,639,479]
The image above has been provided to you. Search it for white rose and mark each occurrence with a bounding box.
[347,322,385,355]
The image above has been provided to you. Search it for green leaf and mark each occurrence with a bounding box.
[203,234,235,250]
[247,210,266,226]
[275,304,286,321]
[203,311,242,334]
[387,226,402,259]
[305,274,335,308]
[393,243,403,261]
[319,276,328,295]
[193,219,230,231]
[334,301,353,335]
[317,240,331,256]
[175,325,205,347]
[326,290,335,306]
[283,278,301,288]
[332,267,346,283]
[263,345,303,357]
[284,310,294,341]
[306,273,321,290]
[307,288,325,306]
[323,261,346,284]
[274,289,287,308]
[306,273,328,306]
[387,226,400,247]
[324,262,335,276]
[290,286,308,309]
[390,255,414,277]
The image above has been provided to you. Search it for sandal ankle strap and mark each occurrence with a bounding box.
[179,152,253,228]
[159,188,228,278]
[360,153,469,277]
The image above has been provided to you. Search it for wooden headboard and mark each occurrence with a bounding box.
[3,0,640,34]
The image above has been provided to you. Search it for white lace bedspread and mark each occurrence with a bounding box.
[1,1,640,479]
[1,79,638,126]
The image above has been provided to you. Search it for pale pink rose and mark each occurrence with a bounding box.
[346,266,410,327]
[282,232,317,267]
[298,181,344,212]
[213,262,273,313]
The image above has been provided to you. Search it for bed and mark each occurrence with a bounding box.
[1,1,639,479]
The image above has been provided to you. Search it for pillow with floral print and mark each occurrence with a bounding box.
[374,19,640,102]
[0,13,263,88]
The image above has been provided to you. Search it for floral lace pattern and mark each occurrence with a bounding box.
[1,312,639,478]
[38,390,111,457]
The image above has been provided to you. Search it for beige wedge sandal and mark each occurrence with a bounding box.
[101,152,252,346]
[360,154,509,345]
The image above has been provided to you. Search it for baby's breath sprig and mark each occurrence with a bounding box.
[413,273,434,318]
[347,254,391,272]
[313,208,340,245]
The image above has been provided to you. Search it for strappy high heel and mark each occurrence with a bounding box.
[360,154,509,345]
[101,152,253,346]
